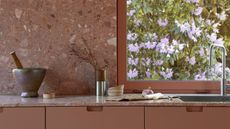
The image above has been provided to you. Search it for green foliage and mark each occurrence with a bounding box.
[127,0,230,80]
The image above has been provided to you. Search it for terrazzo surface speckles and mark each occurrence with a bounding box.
[0,0,117,95]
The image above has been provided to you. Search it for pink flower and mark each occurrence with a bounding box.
[127,10,135,16]
[188,31,197,42]
[142,58,151,66]
[128,57,138,65]
[127,33,137,41]
[157,18,168,27]
[195,72,206,80]
[156,37,169,53]
[186,56,196,65]
[180,22,190,33]
[207,33,217,42]
[167,45,175,54]
[160,37,169,45]
[172,40,179,45]
[185,0,199,3]
[127,0,132,5]
[128,43,140,53]
[155,60,164,66]
[216,11,227,21]
[191,0,199,3]
[134,19,141,26]
[144,41,156,49]
[199,47,205,56]
[146,69,151,78]
[215,38,224,45]
[187,21,202,42]
[207,33,224,45]
[160,68,173,79]
[127,68,138,79]
[206,20,214,26]
[178,44,185,50]
[151,33,158,41]
[188,56,196,65]
[193,7,203,16]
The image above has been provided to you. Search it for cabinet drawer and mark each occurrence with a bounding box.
[47,107,144,129]
[0,107,45,129]
[145,107,230,129]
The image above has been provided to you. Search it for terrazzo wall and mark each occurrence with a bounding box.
[0,0,117,95]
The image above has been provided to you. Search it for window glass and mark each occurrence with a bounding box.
[127,0,230,81]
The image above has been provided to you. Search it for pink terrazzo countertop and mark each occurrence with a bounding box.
[0,94,230,107]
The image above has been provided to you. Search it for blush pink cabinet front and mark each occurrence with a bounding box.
[46,107,144,129]
[145,107,230,129]
[0,107,45,129]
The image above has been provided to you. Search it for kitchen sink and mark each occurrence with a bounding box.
[178,96,230,102]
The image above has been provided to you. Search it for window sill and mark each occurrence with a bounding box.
[123,81,225,94]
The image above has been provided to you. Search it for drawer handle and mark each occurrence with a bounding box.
[86,106,103,112]
[186,106,203,112]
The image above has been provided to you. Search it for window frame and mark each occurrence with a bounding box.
[117,0,220,94]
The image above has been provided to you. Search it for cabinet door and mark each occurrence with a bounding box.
[0,107,45,129]
[47,107,144,129]
[145,107,230,129]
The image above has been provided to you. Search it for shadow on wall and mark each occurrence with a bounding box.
[39,69,61,95]
[40,62,96,96]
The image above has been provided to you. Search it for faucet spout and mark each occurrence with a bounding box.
[209,44,227,96]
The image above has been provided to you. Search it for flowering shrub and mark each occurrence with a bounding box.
[127,0,230,80]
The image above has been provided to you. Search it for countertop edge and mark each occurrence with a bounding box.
[0,95,230,107]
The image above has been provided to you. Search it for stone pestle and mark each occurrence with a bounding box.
[10,51,23,69]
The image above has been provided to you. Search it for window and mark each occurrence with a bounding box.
[117,0,230,93]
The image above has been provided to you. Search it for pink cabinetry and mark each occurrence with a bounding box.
[0,107,45,129]
[46,107,144,129]
[145,107,230,129]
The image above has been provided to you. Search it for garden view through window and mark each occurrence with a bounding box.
[127,0,230,81]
